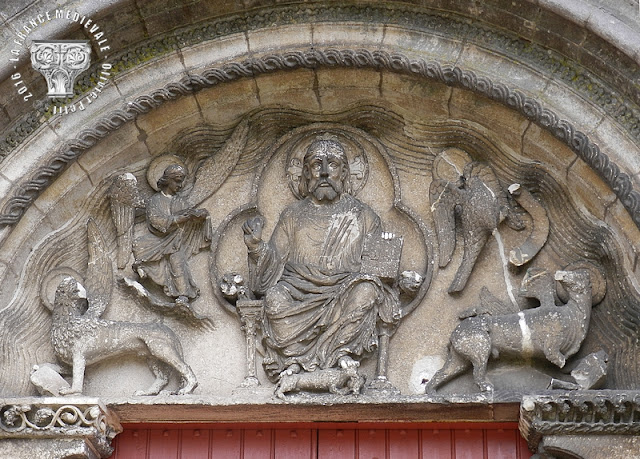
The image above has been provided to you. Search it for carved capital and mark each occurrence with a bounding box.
[519,392,640,458]
[30,41,91,98]
[236,299,264,335]
[0,398,122,459]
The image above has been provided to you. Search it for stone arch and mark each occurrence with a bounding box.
[1,0,640,419]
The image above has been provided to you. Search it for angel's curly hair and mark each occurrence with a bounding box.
[157,164,186,190]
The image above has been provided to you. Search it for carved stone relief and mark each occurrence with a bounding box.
[226,134,425,396]
[519,392,640,458]
[197,103,632,399]
[37,220,198,397]
[0,80,638,404]
[0,400,121,458]
[425,268,595,393]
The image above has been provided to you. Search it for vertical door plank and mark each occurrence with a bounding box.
[388,429,419,459]
[357,428,387,459]
[318,429,356,458]
[113,428,150,458]
[485,428,518,459]
[453,429,485,459]
[517,434,533,458]
[243,429,273,459]
[147,429,180,459]
[211,428,242,458]
[274,428,315,459]
[421,429,453,459]
[179,429,210,459]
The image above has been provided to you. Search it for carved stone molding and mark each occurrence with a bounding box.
[519,392,640,458]
[2,49,640,238]
[2,3,639,160]
[0,398,122,458]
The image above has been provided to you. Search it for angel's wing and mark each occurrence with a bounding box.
[429,178,457,268]
[446,163,502,293]
[188,119,249,206]
[109,173,144,269]
[85,219,113,318]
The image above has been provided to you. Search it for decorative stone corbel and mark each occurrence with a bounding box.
[0,398,122,459]
[519,392,640,459]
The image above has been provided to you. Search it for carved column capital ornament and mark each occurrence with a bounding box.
[0,398,122,459]
[30,41,91,98]
[519,392,640,458]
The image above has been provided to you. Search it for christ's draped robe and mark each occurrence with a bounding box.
[248,194,400,380]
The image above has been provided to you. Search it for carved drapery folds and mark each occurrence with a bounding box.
[11,101,637,402]
[218,124,430,397]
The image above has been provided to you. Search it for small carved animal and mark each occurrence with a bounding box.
[425,269,592,393]
[275,366,365,399]
[52,276,198,396]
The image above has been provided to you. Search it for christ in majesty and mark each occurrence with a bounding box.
[242,136,400,381]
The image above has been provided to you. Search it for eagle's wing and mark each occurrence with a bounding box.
[440,163,501,293]
[429,178,458,268]
[464,162,505,210]
[109,173,144,269]
[85,219,113,319]
[188,119,249,206]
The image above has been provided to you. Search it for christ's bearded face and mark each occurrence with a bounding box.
[304,147,346,203]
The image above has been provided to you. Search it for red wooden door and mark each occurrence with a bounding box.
[112,423,530,458]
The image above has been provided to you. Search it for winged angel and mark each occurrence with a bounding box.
[430,148,549,294]
[110,120,249,316]
[43,220,198,396]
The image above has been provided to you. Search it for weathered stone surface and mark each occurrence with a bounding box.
[112,51,187,101]
[0,398,121,458]
[520,391,640,458]
[104,393,519,423]
[1,8,640,459]
[0,438,102,459]
[253,69,319,110]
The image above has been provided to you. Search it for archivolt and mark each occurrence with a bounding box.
[1,48,638,231]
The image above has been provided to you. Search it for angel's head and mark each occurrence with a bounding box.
[54,277,87,313]
[157,164,187,195]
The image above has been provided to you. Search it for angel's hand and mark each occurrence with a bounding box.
[188,208,208,220]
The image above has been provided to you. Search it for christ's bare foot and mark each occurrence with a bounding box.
[279,363,301,378]
[338,356,360,369]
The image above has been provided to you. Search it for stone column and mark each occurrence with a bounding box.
[236,299,264,388]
